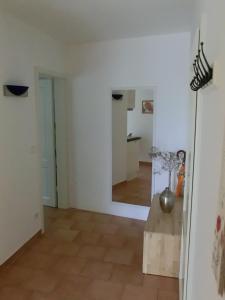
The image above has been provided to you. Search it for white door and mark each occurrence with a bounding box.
[39,78,57,207]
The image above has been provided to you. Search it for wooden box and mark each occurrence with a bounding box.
[143,197,182,278]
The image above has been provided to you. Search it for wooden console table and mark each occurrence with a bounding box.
[143,196,183,278]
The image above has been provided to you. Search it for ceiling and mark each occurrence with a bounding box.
[0,0,194,44]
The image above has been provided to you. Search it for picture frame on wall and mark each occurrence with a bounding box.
[142,100,154,114]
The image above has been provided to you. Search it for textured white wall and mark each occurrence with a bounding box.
[127,88,154,162]
[112,92,127,185]
[67,32,190,219]
[187,1,225,300]
[0,12,66,264]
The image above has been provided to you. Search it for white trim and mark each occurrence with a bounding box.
[182,26,202,300]
[34,67,70,232]
[185,91,204,300]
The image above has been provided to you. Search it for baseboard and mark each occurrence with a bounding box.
[139,161,152,166]
[0,230,42,270]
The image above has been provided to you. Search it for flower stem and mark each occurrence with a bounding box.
[168,170,172,190]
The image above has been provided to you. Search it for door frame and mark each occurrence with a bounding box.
[39,77,57,208]
[34,67,69,232]
[181,27,202,300]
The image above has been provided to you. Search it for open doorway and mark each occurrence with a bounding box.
[112,87,155,207]
[39,77,57,207]
[36,69,69,213]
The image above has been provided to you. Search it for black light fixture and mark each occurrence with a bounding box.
[3,85,29,97]
[112,93,123,100]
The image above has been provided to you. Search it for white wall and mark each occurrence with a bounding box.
[187,1,225,300]
[0,12,66,265]
[112,91,127,185]
[66,32,190,219]
[127,88,154,162]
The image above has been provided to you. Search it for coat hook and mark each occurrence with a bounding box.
[193,61,201,84]
[190,42,213,91]
[201,42,213,74]
[198,49,208,79]
[196,55,205,84]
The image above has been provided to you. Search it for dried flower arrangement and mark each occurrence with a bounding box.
[150,147,182,189]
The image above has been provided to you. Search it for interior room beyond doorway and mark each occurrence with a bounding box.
[112,87,155,207]
[36,69,69,212]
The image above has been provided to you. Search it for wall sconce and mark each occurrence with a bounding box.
[112,94,123,100]
[3,85,29,97]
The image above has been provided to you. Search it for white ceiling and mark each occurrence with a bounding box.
[0,0,194,44]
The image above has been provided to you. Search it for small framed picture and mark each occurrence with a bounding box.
[142,100,154,114]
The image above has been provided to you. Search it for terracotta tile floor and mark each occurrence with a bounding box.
[0,207,179,300]
[113,164,152,207]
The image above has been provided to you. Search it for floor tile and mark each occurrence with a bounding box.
[104,248,135,265]
[86,280,124,300]
[50,218,75,230]
[30,291,48,300]
[53,256,87,275]
[44,207,67,219]
[74,231,101,246]
[81,260,113,280]
[111,216,133,227]
[0,285,31,300]
[143,274,161,289]
[52,242,80,256]
[131,250,143,267]
[132,220,146,231]
[1,207,180,300]
[125,236,143,251]
[63,274,91,290]
[37,275,91,300]
[159,277,179,293]
[28,238,56,254]
[22,270,60,293]
[13,252,58,270]
[143,275,179,293]
[91,213,113,224]
[98,234,126,248]
[45,228,79,242]
[0,266,33,287]
[121,284,157,300]
[71,211,93,222]
[94,223,119,235]
[77,245,106,260]
[158,290,179,300]
[71,221,96,232]
[118,225,143,238]
[111,265,143,286]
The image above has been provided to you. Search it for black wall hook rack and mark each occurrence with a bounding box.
[190,42,213,91]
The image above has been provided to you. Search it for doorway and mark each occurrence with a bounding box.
[39,77,57,207]
[36,69,69,211]
[112,87,155,207]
